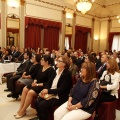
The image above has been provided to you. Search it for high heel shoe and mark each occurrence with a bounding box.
[15,113,26,119]
[12,94,19,100]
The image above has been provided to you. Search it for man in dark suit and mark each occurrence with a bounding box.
[4,51,32,97]
[11,46,21,62]
[96,54,109,79]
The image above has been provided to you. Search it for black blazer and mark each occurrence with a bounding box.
[44,69,72,105]
[97,63,106,79]
[16,59,31,75]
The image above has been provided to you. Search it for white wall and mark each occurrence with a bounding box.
[76,15,92,28]
[110,19,120,32]
[7,6,19,16]
[25,3,62,21]
[7,18,19,28]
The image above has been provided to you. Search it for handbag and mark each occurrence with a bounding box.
[44,94,56,100]
[100,74,112,93]
[39,93,56,100]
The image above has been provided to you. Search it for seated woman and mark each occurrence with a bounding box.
[15,55,54,119]
[69,56,78,84]
[11,54,41,99]
[34,56,72,120]
[99,58,120,103]
[54,62,100,120]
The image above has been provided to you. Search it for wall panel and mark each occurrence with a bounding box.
[25,3,62,21]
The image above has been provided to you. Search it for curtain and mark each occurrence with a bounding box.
[75,26,91,53]
[75,31,88,53]
[44,27,59,52]
[112,35,120,52]
[65,37,69,50]
[25,24,41,48]
[65,35,72,48]
[7,28,19,33]
[25,17,61,29]
[108,32,120,51]
[25,17,61,49]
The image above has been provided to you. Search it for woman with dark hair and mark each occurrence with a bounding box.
[11,54,41,98]
[34,56,72,120]
[99,58,120,103]
[54,62,100,120]
[84,54,95,64]
[69,56,78,84]
[15,55,54,119]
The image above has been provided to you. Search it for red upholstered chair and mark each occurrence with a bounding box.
[86,116,93,120]
[30,96,37,108]
[97,101,116,120]
[48,106,58,120]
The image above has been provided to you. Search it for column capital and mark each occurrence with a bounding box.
[21,0,25,6]
[108,18,111,22]
[62,10,66,15]
[92,17,95,22]
[73,12,76,17]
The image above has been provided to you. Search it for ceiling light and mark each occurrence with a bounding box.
[7,0,20,8]
[66,13,73,19]
[75,0,93,14]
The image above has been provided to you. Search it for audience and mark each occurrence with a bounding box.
[14,55,54,119]
[5,51,32,98]
[34,56,72,120]
[1,46,120,120]
[54,62,100,120]
[11,54,41,99]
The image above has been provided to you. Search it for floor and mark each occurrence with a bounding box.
[0,83,37,120]
[0,82,120,120]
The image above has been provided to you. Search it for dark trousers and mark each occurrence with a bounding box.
[34,97,59,120]
[6,73,21,92]
[99,91,116,103]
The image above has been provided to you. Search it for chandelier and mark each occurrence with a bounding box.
[74,0,94,14]
[7,0,20,8]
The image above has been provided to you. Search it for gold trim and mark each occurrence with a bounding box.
[21,0,25,5]
[1,0,6,1]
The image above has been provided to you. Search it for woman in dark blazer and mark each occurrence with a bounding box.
[34,56,72,120]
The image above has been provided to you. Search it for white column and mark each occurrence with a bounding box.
[59,10,66,52]
[19,1,25,48]
[1,0,7,47]
[71,12,76,50]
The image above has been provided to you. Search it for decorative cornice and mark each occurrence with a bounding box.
[21,0,25,5]
[1,0,6,2]
[73,13,76,17]
[33,0,119,19]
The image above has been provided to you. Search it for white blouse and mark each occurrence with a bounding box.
[100,70,120,98]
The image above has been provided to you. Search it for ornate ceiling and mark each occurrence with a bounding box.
[33,0,120,18]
